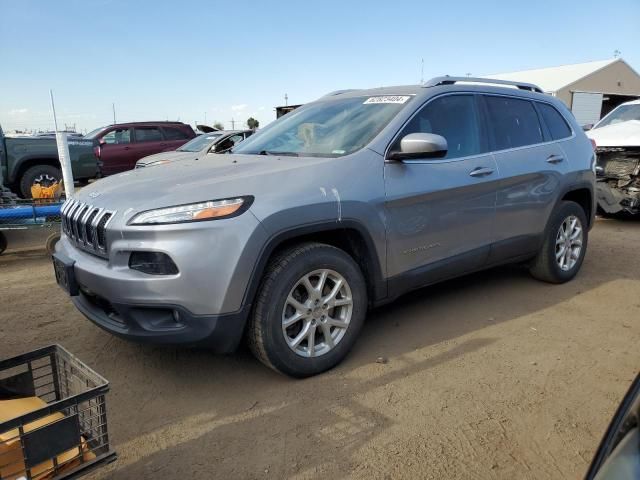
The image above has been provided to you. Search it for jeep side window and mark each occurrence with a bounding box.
[101,128,131,144]
[134,127,163,142]
[397,95,483,159]
[484,96,543,150]
[537,102,572,140]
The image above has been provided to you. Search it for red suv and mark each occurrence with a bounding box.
[85,122,196,176]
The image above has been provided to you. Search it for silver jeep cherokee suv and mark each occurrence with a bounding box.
[53,77,596,377]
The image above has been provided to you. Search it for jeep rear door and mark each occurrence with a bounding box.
[480,95,571,263]
[384,94,499,291]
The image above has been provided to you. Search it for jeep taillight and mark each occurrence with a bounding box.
[93,145,101,159]
[590,139,597,151]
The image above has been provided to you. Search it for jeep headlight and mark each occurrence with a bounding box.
[129,197,252,225]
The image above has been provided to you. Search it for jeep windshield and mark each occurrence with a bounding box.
[233,95,412,158]
[595,103,640,128]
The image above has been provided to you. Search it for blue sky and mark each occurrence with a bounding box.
[1,0,639,133]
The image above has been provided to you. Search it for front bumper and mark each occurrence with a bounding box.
[72,291,250,352]
[56,209,268,349]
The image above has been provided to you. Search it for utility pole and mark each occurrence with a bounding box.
[204,112,207,125]
[112,103,116,124]
[230,118,236,129]
[284,93,288,106]
[420,58,424,84]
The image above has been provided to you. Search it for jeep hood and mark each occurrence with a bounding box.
[77,154,326,215]
[587,120,640,147]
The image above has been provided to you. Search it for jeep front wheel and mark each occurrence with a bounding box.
[247,243,367,377]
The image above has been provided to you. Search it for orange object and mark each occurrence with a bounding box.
[30,181,62,200]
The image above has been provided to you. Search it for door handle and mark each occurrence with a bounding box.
[546,155,564,164]
[469,167,494,177]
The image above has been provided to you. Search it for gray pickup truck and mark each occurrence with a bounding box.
[0,126,98,198]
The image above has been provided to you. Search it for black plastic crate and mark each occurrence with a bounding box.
[0,345,115,479]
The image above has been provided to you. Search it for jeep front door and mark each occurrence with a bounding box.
[384,94,498,292]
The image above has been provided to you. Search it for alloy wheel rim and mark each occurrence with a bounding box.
[555,215,583,271]
[282,269,353,358]
[33,173,59,188]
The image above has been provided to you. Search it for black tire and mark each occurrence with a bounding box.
[45,232,61,255]
[529,200,589,283]
[19,165,62,199]
[247,242,367,378]
[0,232,6,255]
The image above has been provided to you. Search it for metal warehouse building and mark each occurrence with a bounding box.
[492,58,640,127]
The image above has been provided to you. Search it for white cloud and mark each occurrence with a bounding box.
[8,108,28,115]
[231,104,247,112]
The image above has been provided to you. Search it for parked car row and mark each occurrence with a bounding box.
[0,121,255,198]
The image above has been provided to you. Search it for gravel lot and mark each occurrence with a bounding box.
[1,218,639,479]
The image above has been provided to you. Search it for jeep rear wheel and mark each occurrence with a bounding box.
[247,242,367,377]
[19,165,62,199]
[529,200,589,283]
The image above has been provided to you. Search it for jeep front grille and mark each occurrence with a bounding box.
[60,199,116,256]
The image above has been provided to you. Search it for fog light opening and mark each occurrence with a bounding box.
[129,251,179,275]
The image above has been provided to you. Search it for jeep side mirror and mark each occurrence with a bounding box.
[387,133,448,161]
[582,124,594,131]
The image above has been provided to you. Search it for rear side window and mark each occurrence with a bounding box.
[484,96,543,150]
[134,127,163,142]
[537,103,572,140]
[163,127,189,140]
[398,95,485,159]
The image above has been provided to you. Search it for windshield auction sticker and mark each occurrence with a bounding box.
[363,95,411,104]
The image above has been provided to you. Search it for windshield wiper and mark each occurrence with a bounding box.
[257,150,299,157]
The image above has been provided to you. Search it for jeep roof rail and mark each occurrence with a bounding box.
[321,89,358,98]
[424,76,544,93]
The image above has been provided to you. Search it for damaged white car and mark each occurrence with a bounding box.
[587,100,640,215]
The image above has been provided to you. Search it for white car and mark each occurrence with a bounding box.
[586,100,640,215]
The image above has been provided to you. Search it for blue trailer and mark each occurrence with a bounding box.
[0,201,63,254]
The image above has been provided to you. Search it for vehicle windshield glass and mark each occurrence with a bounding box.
[84,127,104,139]
[177,133,223,152]
[595,104,640,128]
[233,95,412,157]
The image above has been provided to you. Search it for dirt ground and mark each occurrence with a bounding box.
[1,218,639,479]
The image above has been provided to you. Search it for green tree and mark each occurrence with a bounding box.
[213,121,224,130]
[247,117,259,130]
